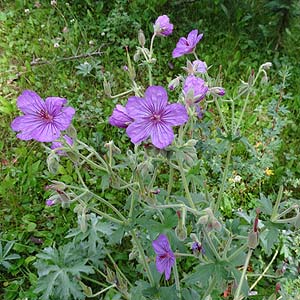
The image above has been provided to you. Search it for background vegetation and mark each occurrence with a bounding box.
[0,0,299,299]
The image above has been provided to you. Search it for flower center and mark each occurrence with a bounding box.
[150,114,161,123]
[160,252,171,259]
[39,109,54,123]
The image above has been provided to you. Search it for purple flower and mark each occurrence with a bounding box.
[192,60,207,74]
[191,242,205,254]
[154,15,173,36]
[183,75,208,103]
[11,90,75,142]
[172,29,203,58]
[109,104,133,128]
[152,234,175,280]
[51,135,73,155]
[125,86,188,149]
[46,199,55,206]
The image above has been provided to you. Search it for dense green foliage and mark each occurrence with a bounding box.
[1,0,300,299]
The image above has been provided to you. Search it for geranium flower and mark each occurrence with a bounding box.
[125,86,188,149]
[11,90,75,142]
[192,60,207,74]
[154,15,173,36]
[109,104,133,128]
[183,75,208,103]
[152,234,175,280]
[51,135,73,156]
[172,29,203,58]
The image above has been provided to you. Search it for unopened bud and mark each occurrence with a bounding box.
[133,50,140,62]
[261,62,272,70]
[103,77,111,97]
[138,29,146,47]
[197,215,209,225]
[168,77,181,91]
[248,231,259,249]
[104,140,121,154]
[66,124,77,139]
[106,267,116,284]
[175,224,187,241]
[212,219,222,231]
[79,281,93,297]
[47,153,60,174]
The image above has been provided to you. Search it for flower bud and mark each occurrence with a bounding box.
[261,62,272,70]
[104,140,121,155]
[138,29,146,47]
[79,281,93,297]
[133,50,140,62]
[248,231,259,249]
[45,181,66,192]
[103,77,111,97]
[168,76,181,91]
[175,224,187,241]
[66,124,77,139]
[47,153,60,174]
[212,218,222,231]
[106,267,116,284]
[197,215,209,225]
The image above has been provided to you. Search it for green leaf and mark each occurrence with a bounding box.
[184,263,216,285]
[231,268,249,297]
[258,193,273,215]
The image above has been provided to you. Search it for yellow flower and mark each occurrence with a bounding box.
[265,168,274,176]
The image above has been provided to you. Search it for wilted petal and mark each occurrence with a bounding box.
[126,119,152,144]
[17,90,44,114]
[163,103,188,126]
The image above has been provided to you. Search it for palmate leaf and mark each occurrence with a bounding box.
[34,242,94,300]
[0,240,20,269]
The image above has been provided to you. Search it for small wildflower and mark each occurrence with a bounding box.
[183,75,208,104]
[124,86,188,149]
[123,65,129,72]
[54,42,60,48]
[192,60,207,74]
[11,90,75,142]
[152,234,175,280]
[24,9,30,14]
[51,0,57,6]
[63,27,69,33]
[46,199,55,206]
[34,2,41,8]
[154,15,173,37]
[172,29,203,58]
[265,168,274,176]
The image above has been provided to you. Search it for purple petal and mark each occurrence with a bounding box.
[109,104,133,128]
[126,119,152,144]
[53,107,75,131]
[32,122,61,142]
[16,90,45,114]
[11,115,41,140]
[187,29,202,45]
[144,86,168,114]
[162,103,188,126]
[152,234,171,254]
[151,123,174,149]
[45,97,67,115]
[126,96,152,119]
[172,38,188,58]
